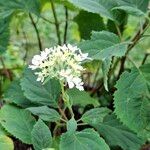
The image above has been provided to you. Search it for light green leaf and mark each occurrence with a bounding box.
[0,105,36,144]
[68,0,117,20]
[113,0,149,17]
[94,114,144,150]
[0,17,10,54]
[32,119,52,150]
[0,0,41,18]
[60,128,110,150]
[0,135,14,150]
[21,68,61,108]
[27,106,60,122]
[79,31,128,60]
[74,10,105,39]
[114,64,150,138]
[0,125,8,136]
[79,31,128,91]
[4,80,33,107]
[81,107,111,125]
[67,117,77,133]
[67,88,99,107]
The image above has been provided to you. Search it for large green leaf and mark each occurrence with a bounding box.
[67,88,99,107]
[74,11,105,39]
[60,128,110,150]
[0,0,41,18]
[0,17,10,54]
[81,107,111,124]
[68,0,118,20]
[0,105,36,144]
[85,114,144,150]
[114,64,150,138]
[0,135,14,150]
[79,31,128,60]
[113,0,149,16]
[4,80,33,107]
[21,68,61,107]
[31,119,52,150]
[79,31,128,90]
[27,106,60,122]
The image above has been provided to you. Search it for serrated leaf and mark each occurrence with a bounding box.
[0,105,36,144]
[93,114,144,150]
[79,31,128,91]
[0,17,10,54]
[113,0,149,17]
[67,88,99,107]
[32,119,52,150]
[0,135,14,150]
[74,10,105,39]
[0,0,41,18]
[21,68,61,108]
[69,0,118,20]
[67,117,77,133]
[27,106,60,122]
[79,31,128,60]
[60,128,110,150]
[81,107,111,125]
[4,80,33,107]
[114,64,150,138]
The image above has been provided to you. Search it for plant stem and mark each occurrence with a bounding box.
[117,13,150,78]
[50,0,61,45]
[0,56,12,81]
[60,81,74,117]
[63,6,69,44]
[29,13,42,51]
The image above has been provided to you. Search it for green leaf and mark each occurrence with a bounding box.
[21,68,61,108]
[67,117,77,133]
[79,31,128,91]
[0,125,8,136]
[114,64,150,138]
[74,10,105,39]
[67,88,99,107]
[0,0,41,18]
[0,135,14,150]
[60,128,110,150]
[0,17,10,54]
[68,0,118,20]
[79,31,128,60]
[0,105,36,144]
[81,107,111,124]
[31,119,52,150]
[4,80,33,107]
[27,106,60,122]
[113,0,149,17]
[94,114,144,150]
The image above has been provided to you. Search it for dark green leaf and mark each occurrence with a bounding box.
[4,80,33,107]
[114,64,150,138]
[81,107,111,124]
[67,88,99,107]
[0,17,10,54]
[74,11,105,39]
[27,106,60,122]
[21,68,61,108]
[31,119,52,150]
[60,128,110,150]
[0,0,41,18]
[0,105,36,144]
[93,114,144,150]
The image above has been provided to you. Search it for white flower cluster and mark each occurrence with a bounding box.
[29,44,90,91]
